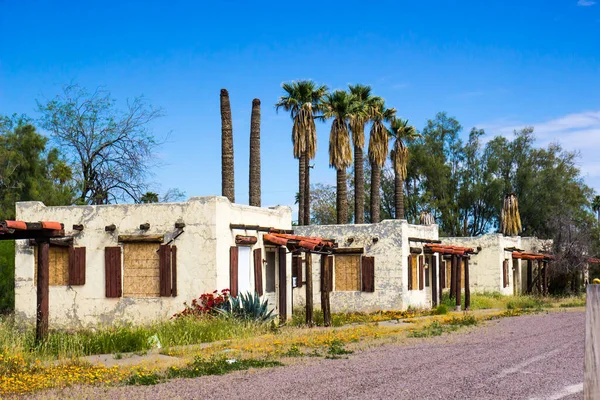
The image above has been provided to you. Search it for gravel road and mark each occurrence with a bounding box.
[32,311,585,400]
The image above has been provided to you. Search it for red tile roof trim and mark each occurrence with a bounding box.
[5,221,27,230]
[424,243,475,256]
[263,233,335,252]
[511,251,553,261]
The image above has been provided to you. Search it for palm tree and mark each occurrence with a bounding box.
[389,118,418,220]
[275,80,328,225]
[501,193,522,236]
[249,98,261,207]
[348,84,381,224]
[220,89,234,203]
[322,90,355,224]
[593,195,600,224]
[368,100,396,223]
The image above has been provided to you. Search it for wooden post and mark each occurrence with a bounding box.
[431,255,438,307]
[455,255,462,311]
[36,241,50,343]
[543,261,548,296]
[439,257,445,302]
[464,256,470,311]
[527,260,533,294]
[584,284,600,399]
[321,255,332,327]
[305,252,313,327]
[537,260,543,296]
[278,247,287,322]
[450,255,456,299]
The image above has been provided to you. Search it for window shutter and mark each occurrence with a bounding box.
[419,255,424,290]
[440,260,446,289]
[326,255,334,292]
[230,246,239,297]
[503,260,508,288]
[68,247,86,285]
[297,255,303,288]
[408,255,413,291]
[254,248,263,296]
[105,247,122,298]
[361,256,375,292]
[159,245,172,297]
[171,246,178,297]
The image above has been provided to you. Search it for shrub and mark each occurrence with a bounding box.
[172,289,231,318]
[220,291,276,322]
[167,356,282,379]
[435,304,448,315]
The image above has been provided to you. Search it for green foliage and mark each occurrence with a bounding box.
[408,321,444,338]
[221,291,276,322]
[408,314,478,338]
[167,356,282,379]
[126,370,162,386]
[435,304,448,315]
[0,241,15,314]
[326,339,353,359]
[0,314,269,361]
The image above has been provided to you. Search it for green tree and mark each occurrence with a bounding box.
[37,84,164,205]
[348,84,380,224]
[323,90,355,224]
[368,100,395,223]
[388,118,418,220]
[275,80,328,225]
[140,192,159,203]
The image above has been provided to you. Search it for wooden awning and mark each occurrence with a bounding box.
[512,251,553,261]
[263,233,335,253]
[0,220,65,240]
[424,243,475,256]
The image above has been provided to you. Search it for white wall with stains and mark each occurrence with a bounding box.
[14,197,292,327]
[293,220,439,312]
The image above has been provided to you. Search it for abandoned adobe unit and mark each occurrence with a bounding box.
[10,197,554,328]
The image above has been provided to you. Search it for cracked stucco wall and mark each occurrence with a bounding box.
[15,197,291,327]
[293,220,439,312]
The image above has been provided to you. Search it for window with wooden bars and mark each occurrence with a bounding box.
[335,255,361,291]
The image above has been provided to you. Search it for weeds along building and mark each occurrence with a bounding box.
[13,197,293,327]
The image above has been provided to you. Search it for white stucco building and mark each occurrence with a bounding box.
[442,234,552,295]
[14,197,293,327]
[292,220,441,312]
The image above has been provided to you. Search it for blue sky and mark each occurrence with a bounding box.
[1,0,599,216]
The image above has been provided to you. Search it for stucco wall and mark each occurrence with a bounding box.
[294,220,439,312]
[14,197,292,327]
[443,234,522,295]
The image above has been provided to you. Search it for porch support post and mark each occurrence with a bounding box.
[537,260,543,295]
[36,240,50,344]
[431,254,438,307]
[305,252,313,327]
[450,255,456,299]
[543,261,548,296]
[321,255,332,327]
[464,256,470,311]
[527,260,533,294]
[455,255,462,311]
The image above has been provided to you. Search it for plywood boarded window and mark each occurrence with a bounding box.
[123,242,160,297]
[460,259,466,289]
[411,255,418,291]
[335,255,360,291]
[446,260,452,289]
[35,246,70,286]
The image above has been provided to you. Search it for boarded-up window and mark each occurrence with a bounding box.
[123,242,160,297]
[265,251,276,293]
[49,246,69,285]
[335,255,360,291]
[411,255,418,291]
[460,259,466,289]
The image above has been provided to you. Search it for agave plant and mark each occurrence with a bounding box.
[220,291,276,322]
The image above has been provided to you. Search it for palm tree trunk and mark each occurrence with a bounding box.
[298,153,306,226]
[304,155,311,225]
[220,89,235,203]
[337,168,348,224]
[354,144,364,224]
[370,163,381,223]
[394,171,405,220]
[249,99,261,207]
